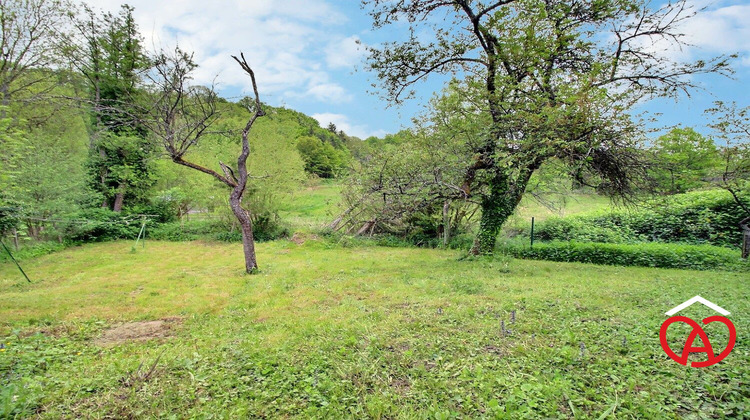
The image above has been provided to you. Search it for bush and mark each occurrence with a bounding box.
[0,205,21,236]
[0,241,68,263]
[147,220,218,241]
[148,217,289,243]
[534,190,749,248]
[63,209,143,242]
[501,240,749,272]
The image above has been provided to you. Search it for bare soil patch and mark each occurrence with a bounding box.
[95,317,183,345]
[290,232,319,245]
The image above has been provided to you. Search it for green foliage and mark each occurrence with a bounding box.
[339,121,479,240]
[79,5,154,211]
[0,241,67,263]
[86,132,156,208]
[147,220,222,241]
[63,209,143,242]
[148,218,288,243]
[502,240,748,272]
[535,190,749,248]
[0,205,20,236]
[0,109,27,190]
[650,128,720,194]
[296,136,348,178]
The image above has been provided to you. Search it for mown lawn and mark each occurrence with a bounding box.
[1,240,747,418]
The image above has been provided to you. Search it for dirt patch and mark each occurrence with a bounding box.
[390,377,411,394]
[483,345,504,357]
[290,232,319,245]
[95,317,183,346]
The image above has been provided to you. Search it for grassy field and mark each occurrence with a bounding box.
[278,179,343,230]
[1,239,747,418]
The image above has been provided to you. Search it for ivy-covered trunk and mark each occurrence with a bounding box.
[471,167,535,255]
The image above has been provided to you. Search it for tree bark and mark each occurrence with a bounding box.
[11,227,18,251]
[99,147,109,209]
[442,200,451,247]
[230,188,257,273]
[113,184,125,213]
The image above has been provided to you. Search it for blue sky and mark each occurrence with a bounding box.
[87,0,750,140]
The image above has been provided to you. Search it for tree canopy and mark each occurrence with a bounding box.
[361,0,734,253]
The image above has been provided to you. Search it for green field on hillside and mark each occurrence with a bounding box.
[1,240,747,418]
[278,179,344,230]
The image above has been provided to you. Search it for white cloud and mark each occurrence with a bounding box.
[84,0,357,102]
[325,35,365,69]
[305,83,354,103]
[640,2,750,66]
[312,113,387,139]
[681,4,750,55]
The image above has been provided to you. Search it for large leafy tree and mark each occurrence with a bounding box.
[0,0,71,204]
[362,0,733,254]
[67,4,154,212]
[0,0,70,112]
[651,127,719,194]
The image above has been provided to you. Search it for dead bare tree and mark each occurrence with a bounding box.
[141,47,264,273]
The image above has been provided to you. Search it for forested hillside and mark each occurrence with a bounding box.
[0,68,365,248]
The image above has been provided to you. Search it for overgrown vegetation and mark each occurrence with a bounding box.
[502,240,748,272]
[534,190,749,248]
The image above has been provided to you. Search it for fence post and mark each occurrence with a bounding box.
[530,217,535,248]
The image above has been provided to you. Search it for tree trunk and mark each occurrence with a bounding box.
[443,200,451,247]
[11,228,18,251]
[356,220,376,236]
[113,186,125,213]
[471,168,534,255]
[229,189,258,273]
[27,224,41,241]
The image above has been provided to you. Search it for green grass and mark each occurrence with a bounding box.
[511,193,612,222]
[1,240,748,418]
[503,193,613,237]
[278,179,343,230]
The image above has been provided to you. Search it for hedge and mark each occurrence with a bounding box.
[534,190,749,248]
[501,240,749,272]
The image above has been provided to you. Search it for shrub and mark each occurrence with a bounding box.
[534,190,749,248]
[0,241,68,263]
[147,220,218,241]
[148,217,289,243]
[501,240,749,272]
[63,209,143,242]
